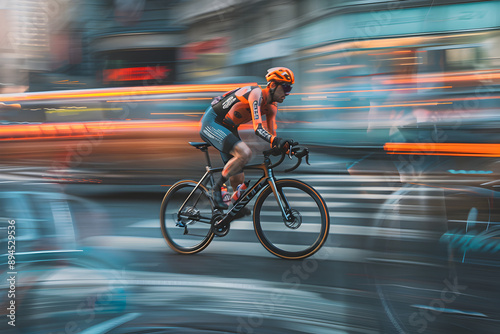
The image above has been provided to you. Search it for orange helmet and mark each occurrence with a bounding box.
[265,67,295,84]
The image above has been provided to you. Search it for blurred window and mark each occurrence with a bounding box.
[0,193,38,241]
[243,59,273,78]
[446,47,477,70]
[99,49,177,87]
[483,34,500,67]
[299,30,500,93]
[26,194,57,237]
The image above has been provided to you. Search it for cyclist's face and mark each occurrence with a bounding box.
[273,83,289,103]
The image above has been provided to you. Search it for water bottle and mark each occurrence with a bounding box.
[221,184,231,206]
[231,181,249,204]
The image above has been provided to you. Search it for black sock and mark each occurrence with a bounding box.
[214,175,228,190]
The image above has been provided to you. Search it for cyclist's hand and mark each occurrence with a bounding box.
[272,137,296,153]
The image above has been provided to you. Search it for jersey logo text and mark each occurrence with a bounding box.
[222,95,237,109]
[253,101,259,120]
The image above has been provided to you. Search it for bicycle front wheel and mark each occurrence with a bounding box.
[254,179,330,259]
[160,180,215,254]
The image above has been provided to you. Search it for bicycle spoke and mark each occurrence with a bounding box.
[161,181,215,254]
[254,179,329,259]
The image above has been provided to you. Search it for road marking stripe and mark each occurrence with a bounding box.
[79,313,141,334]
[82,236,371,262]
[134,219,435,235]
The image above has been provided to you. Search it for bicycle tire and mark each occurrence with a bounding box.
[253,179,329,259]
[160,180,215,254]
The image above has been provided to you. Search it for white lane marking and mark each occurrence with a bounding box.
[83,236,374,262]
[314,186,399,192]
[131,219,434,237]
[79,313,141,334]
[410,305,487,317]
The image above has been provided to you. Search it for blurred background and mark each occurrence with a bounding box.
[1,0,500,333]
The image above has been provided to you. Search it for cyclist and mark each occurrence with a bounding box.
[200,67,296,209]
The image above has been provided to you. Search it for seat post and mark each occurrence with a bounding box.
[201,147,212,168]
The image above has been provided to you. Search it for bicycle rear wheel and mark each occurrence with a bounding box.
[160,180,215,254]
[253,179,330,259]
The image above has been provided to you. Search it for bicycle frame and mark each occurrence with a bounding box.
[177,154,292,228]
[163,142,327,259]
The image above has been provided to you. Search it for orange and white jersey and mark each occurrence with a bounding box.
[211,85,277,143]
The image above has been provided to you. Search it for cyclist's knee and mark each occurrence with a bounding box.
[240,147,252,164]
[233,142,252,163]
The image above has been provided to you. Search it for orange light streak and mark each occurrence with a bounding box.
[0,135,98,141]
[307,65,366,73]
[294,86,453,95]
[386,152,499,157]
[382,72,500,85]
[0,120,200,141]
[384,143,500,157]
[151,112,204,115]
[400,95,500,104]
[0,83,258,103]
[281,102,452,111]
[106,98,212,103]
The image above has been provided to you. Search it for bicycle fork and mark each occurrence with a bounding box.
[266,169,294,223]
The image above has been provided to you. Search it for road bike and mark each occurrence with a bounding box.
[160,141,330,259]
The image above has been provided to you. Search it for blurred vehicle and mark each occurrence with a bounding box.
[349,129,500,333]
[0,180,127,333]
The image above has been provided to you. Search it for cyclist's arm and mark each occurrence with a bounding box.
[247,88,276,144]
[266,103,278,136]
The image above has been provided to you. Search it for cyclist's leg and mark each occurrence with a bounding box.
[209,141,251,209]
[224,141,252,183]
[220,150,249,217]
[224,143,252,217]
[199,107,245,208]
[221,152,245,191]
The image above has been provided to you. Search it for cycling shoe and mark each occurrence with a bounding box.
[212,187,228,210]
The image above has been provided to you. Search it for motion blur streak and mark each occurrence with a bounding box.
[106,98,212,103]
[0,83,258,102]
[382,70,500,85]
[291,86,453,95]
[384,143,500,157]
[2,1,500,333]
[0,121,199,140]
[281,102,452,111]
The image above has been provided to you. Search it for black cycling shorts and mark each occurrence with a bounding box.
[200,106,241,164]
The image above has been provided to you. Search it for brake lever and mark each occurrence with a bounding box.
[305,153,310,165]
[285,157,302,173]
[288,141,300,159]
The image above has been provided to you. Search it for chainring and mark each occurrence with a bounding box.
[211,214,230,237]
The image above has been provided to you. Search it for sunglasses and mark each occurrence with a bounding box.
[281,84,293,95]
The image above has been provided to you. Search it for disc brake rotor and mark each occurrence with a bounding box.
[285,209,302,229]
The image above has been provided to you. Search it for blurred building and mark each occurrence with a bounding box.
[173,0,499,88]
[85,0,185,88]
[0,0,58,90]
[5,0,185,91]
[172,0,500,146]
[3,0,500,94]
[174,0,297,83]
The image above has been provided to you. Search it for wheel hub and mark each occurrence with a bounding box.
[285,209,302,229]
